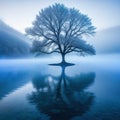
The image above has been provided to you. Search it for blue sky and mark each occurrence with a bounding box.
[0,0,120,33]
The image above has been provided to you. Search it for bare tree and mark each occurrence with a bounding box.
[26,3,96,63]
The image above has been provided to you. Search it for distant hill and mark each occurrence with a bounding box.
[0,20,30,58]
[88,26,120,54]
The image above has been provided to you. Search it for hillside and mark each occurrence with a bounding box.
[0,20,30,58]
[89,26,120,54]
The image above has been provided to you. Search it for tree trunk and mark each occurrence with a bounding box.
[61,54,66,63]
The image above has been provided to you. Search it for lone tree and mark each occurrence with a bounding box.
[26,4,96,64]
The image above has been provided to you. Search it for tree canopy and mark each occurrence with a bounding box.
[26,3,96,63]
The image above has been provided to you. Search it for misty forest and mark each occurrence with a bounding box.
[0,1,120,120]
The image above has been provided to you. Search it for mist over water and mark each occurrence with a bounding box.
[0,54,120,120]
[0,0,120,119]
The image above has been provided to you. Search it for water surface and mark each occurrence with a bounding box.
[0,55,120,120]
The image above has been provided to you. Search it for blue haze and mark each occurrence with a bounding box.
[0,1,120,119]
[0,55,120,120]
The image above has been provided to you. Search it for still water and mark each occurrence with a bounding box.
[0,55,120,120]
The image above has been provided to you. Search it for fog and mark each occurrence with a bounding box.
[0,54,120,120]
[0,54,119,71]
[0,20,30,58]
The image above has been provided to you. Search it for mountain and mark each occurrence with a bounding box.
[0,20,30,58]
[88,26,120,54]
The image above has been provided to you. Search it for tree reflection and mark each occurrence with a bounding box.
[28,66,96,120]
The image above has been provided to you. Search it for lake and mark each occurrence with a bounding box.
[0,54,120,120]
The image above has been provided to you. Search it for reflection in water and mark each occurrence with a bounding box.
[28,66,96,120]
[0,70,30,100]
